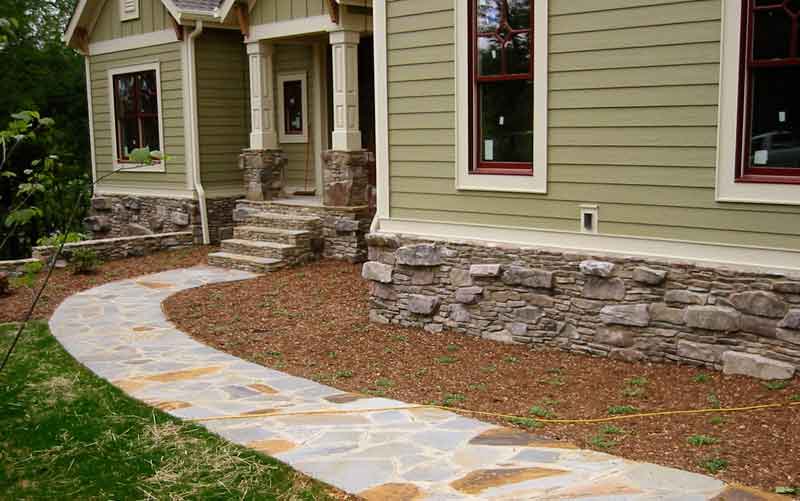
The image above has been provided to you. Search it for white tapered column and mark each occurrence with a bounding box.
[247,40,278,150]
[329,30,362,151]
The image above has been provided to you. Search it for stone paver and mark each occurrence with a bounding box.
[49,266,750,500]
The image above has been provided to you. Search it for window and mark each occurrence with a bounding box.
[277,72,308,143]
[737,0,800,183]
[108,63,164,172]
[470,0,533,175]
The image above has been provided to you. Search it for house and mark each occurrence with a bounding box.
[66,1,800,379]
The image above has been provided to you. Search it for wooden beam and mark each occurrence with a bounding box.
[75,27,89,53]
[326,0,340,24]
[169,15,184,41]
[235,3,250,38]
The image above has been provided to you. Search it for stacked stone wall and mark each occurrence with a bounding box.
[85,194,239,244]
[33,232,194,263]
[364,233,800,380]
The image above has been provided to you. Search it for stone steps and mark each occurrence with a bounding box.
[233,226,312,247]
[221,238,308,261]
[236,210,322,232]
[207,252,286,273]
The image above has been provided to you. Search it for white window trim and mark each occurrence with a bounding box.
[455,0,548,194]
[107,62,166,173]
[716,0,800,206]
[120,0,140,22]
[277,71,309,144]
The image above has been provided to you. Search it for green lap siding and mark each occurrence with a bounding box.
[89,43,187,193]
[384,0,800,251]
[90,0,174,42]
[196,30,249,196]
[251,0,329,24]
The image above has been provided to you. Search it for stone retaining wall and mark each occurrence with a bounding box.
[0,257,41,276]
[33,232,194,263]
[85,194,239,244]
[364,233,800,380]
[237,200,374,262]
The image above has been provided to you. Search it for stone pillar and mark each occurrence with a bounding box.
[329,30,362,151]
[322,150,370,207]
[240,149,286,201]
[246,40,279,150]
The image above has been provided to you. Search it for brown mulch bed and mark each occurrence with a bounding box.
[0,246,215,323]
[164,260,800,495]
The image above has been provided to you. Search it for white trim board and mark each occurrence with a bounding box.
[715,0,800,205]
[454,0,548,194]
[94,186,197,198]
[376,218,800,275]
[277,72,309,144]
[107,62,167,173]
[89,29,179,55]
[249,16,338,41]
[373,0,389,222]
[85,58,98,184]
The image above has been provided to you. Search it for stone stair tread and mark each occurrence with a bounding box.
[236,226,311,237]
[251,212,321,222]
[207,252,283,266]
[222,239,295,250]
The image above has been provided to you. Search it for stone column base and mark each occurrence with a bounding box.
[239,149,286,201]
[322,150,372,207]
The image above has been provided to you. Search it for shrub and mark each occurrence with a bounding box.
[36,231,85,247]
[69,248,100,274]
[10,260,43,289]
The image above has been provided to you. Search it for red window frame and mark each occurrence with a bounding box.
[468,0,534,176]
[112,70,160,163]
[736,0,800,184]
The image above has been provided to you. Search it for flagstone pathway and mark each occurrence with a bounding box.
[49,266,772,500]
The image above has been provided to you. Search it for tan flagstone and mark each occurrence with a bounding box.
[136,281,174,289]
[451,467,570,495]
[359,482,424,501]
[469,428,578,449]
[248,439,297,455]
[248,383,279,395]
[146,400,192,411]
[140,366,222,383]
[113,378,150,392]
[711,485,788,501]
[132,326,155,332]
[546,478,642,499]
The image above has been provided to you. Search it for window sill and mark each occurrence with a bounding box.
[113,160,165,173]
[736,174,800,185]
[457,169,546,194]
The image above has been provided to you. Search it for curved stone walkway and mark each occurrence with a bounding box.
[49,266,764,500]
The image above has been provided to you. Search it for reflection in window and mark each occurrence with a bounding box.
[112,70,160,162]
[740,1,800,179]
[472,0,533,174]
[283,80,303,135]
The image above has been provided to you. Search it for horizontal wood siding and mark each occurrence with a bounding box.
[89,43,187,192]
[385,0,800,251]
[276,44,317,190]
[91,0,174,43]
[251,0,329,24]
[196,29,249,195]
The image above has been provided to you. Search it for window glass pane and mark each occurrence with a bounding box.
[480,79,533,163]
[506,33,530,74]
[118,118,138,157]
[283,80,303,134]
[753,8,791,60]
[141,117,160,152]
[114,75,136,116]
[477,0,501,32]
[749,67,800,169]
[478,36,502,76]
[138,71,158,114]
[507,0,530,29]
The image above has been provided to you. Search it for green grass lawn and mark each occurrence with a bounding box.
[0,322,339,500]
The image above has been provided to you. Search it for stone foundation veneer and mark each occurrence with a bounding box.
[322,150,372,207]
[85,194,240,244]
[32,231,194,263]
[364,233,800,380]
[236,199,374,262]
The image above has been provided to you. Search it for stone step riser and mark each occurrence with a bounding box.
[207,254,286,273]
[221,241,292,260]
[233,227,312,248]
[235,213,322,232]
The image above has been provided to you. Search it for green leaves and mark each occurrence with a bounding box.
[127,147,169,166]
[4,207,42,227]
